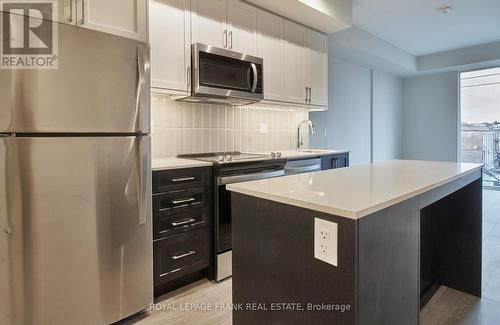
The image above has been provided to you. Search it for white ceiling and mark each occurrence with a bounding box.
[352,0,500,56]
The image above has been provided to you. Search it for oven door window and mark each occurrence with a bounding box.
[217,185,232,253]
[199,51,258,93]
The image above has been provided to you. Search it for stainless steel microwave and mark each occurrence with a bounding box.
[178,43,263,106]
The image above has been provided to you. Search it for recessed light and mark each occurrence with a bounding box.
[438,6,453,14]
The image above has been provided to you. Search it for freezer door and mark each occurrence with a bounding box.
[0,11,150,134]
[0,136,152,325]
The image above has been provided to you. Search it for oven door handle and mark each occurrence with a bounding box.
[218,169,284,185]
[250,63,258,93]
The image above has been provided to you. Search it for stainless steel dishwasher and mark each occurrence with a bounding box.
[284,158,322,175]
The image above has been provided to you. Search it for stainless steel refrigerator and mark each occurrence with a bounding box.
[0,13,152,325]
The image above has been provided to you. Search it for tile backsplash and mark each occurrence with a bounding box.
[151,94,310,158]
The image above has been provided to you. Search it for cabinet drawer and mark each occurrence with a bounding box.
[153,167,207,193]
[155,188,205,212]
[154,207,208,239]
[154,228,210,284]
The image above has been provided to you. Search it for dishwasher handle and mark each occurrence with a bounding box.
[218,169,285,185]
[285,164,321,174]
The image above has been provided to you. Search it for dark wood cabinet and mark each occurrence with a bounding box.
[154,228,210,285]
[152,166,213,296]
[153,167,208,193]
[154,206,208,239]
[321,153,349,170]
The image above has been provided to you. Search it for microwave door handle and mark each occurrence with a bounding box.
[251,63,258,93]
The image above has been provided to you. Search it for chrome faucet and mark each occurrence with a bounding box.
[297,120,315,149]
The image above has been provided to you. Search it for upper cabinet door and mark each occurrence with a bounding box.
[257,9,283,101]
[150,0,191,92]
[55,0,77,25]
[227,0,257,55]
[283,20,307,104]
[77,0,148,42]
[306,29,328,106]
[191,0,227,48]
[15,0,76,24]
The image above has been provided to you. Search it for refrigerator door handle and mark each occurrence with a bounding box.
[138,137,151,225]
[136,44,150,133]
[0,140,10,235]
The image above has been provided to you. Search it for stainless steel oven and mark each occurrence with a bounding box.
[215,160,286,281]
[179,43,263,106]
[177,152,287,281]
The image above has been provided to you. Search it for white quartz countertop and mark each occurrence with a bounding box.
[227,160,483,219]
[261,149,350,159]
[152,158,212,171]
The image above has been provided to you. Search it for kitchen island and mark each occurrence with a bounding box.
[227,160,483,325]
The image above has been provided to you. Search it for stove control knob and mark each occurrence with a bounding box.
[276,152,282,158]
[225,155,232,161]
[217,155,224,162]
[270,152,276,159]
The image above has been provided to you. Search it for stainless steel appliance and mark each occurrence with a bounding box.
[0,13,152,325]
[285,158,322,175]
[178,152,286,280]
[178,43,263,106]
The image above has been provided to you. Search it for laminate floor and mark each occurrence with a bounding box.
[120,189,500,325]
[118,279,232,325]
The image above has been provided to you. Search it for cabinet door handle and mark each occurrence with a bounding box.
[229,31,233,49]
[171,218,196,227]
[80,0,85,25]
[223,29,227,48]
[187,66,191,88]
[308,87,312,103]
[172,197,195,205]
[68,0,73,23]
[305,86,308,103]
[171,176,195,182]
[160,268,182,277]
[172,250,196,260]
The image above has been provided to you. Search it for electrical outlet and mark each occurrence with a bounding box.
[314,218,338,266]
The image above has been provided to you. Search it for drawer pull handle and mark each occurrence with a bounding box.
[172,218,196,227]
[172,177,195,182]
[172,250,196,260]
[172,197,195,205]
[160,267,182,277]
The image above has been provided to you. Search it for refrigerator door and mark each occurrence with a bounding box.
[0,11,150,134]
[0,136,152,325]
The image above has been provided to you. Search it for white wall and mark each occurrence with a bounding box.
[310,57,403,165]
[373,71,403,161]
[401,71,459,162]
[310,57,371,165]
